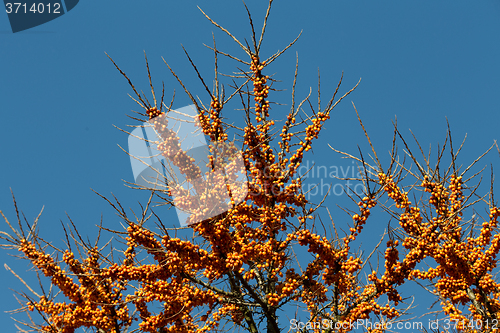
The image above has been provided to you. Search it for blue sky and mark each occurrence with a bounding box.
[1,1,500,331]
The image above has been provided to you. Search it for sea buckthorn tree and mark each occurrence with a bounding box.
[2,1,500,333]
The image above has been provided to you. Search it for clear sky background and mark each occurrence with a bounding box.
[1,1,500,332]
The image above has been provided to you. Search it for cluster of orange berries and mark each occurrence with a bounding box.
[243,122,259,151]
[242,125,273,199]
[472,208,500,280]
[476,207,500,247]
[146,107,210,194]
[126,224,167,265]
[378,173,411,209]
[367,269,400,301]
[256,120,275,139]
[305,112,329,142]
[19,241,82,304]
[267,292,281,306]
[441,300,466,323]
[379,303,400,320]
[160,140,202,184]
[448,175,464,212]
[292,227,367,300]
[277,180,304,207]
[384,240,400,273]
[162,236,209,269]
[278,276,301,299]
[348,196,375,241]
[340,256,362,275]
[201,97,227,142]
[286,151,305,181]
[342,299,376,324]
[250,55,270,122]
[398,207,423,237]
[146,107,163,120]
[28,296,67,318]
[150,113,170,140]
[301,279,328,308]
[411,265,440,281]
[295,229,337,263]
[284,114,331,181]
[422,176,451,217]
[279,115,295,153]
